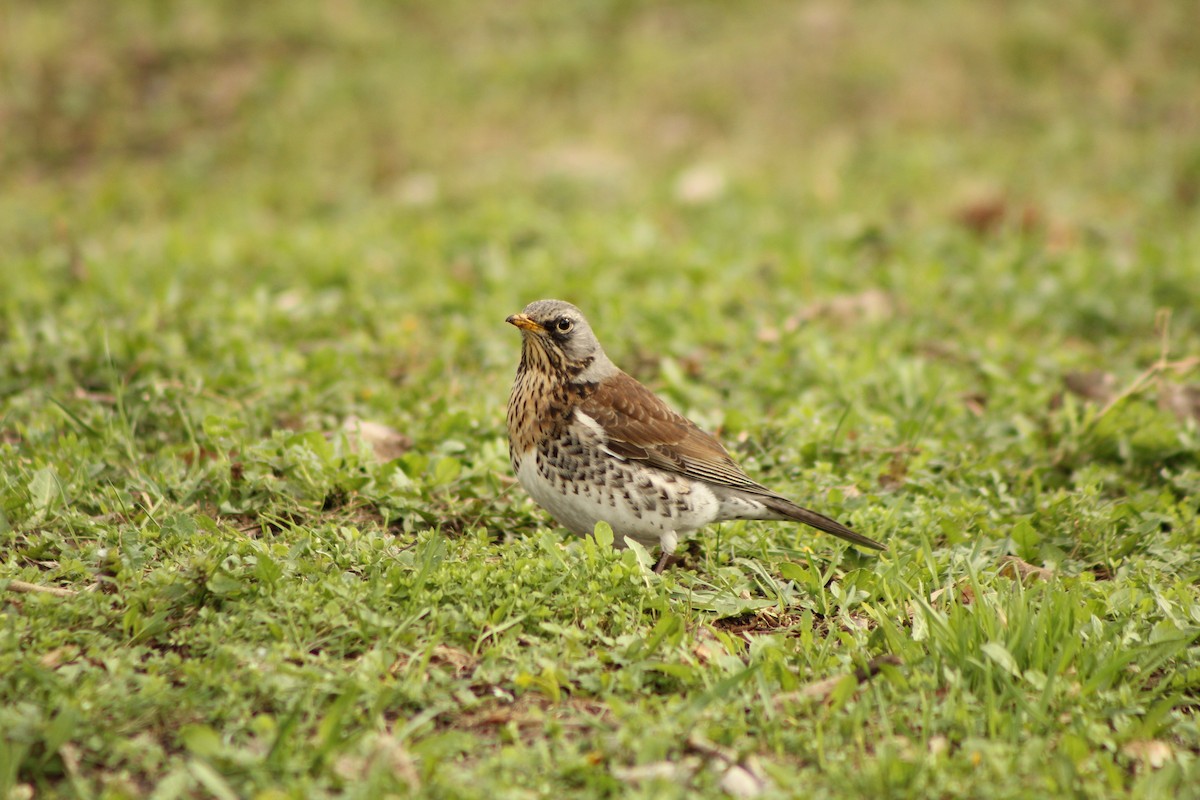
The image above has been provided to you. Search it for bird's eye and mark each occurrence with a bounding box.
[555,317,574,333]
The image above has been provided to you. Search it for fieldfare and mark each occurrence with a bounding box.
[505,299,885,572]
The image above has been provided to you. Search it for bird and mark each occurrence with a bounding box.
[505,299,885,572]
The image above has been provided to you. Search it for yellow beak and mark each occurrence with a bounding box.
[506,313,543,332]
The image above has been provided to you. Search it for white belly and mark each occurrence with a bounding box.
[513,448,719,553]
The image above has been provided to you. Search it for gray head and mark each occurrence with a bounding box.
[506,299,616,381]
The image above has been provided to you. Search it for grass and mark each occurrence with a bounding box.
[2,1,1199,797]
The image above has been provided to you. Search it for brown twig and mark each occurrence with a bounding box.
[6,579,78,597]
[1094,309,1200,421]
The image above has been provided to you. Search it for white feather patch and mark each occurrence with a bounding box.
[574,409,626,461]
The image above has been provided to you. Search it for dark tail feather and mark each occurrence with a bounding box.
[762,495,886,551]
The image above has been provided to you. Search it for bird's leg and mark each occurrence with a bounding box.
[653,551,680,574]
[654,531,681,574]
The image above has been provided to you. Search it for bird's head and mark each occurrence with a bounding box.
[506,299,615,381]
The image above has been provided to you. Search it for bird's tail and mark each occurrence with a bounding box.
[759,495,886,551]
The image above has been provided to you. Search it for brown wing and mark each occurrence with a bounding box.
[577,371,769,493]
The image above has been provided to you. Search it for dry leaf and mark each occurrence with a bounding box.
[534,147,628,184]
[719,762,768,799]
[334,735,420,789]
[674,164,727,205]
[395,173,439,207]
[956,197,1007,234]
[786,655,902,703]
[958,583,977,604]
[613,760,695,784]
[794,290,896,326]
[1064,371,1118,404]
[692,627,720,665]
[961,392,988,417]
[1122,739,1172,769]
[999,556,1054,582]
[430,645,476,675]
[929,582,975,606]
[797,674,847,702]
[341,416,412,462]
[756,325,780,344]
[72,386,117,404]
[879,452,909,490]
[686,735,775,799]
[954,195,1043,236]
[39,647,79,669]
[1157,383,1200,422]
[388,644,475,677]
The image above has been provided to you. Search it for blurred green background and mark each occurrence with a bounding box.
[5,0,1200,419]
[6,0,1200,264]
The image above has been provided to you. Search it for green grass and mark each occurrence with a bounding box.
[2,1,1199,798]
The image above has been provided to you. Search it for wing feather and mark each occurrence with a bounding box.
[577,372,770,494]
